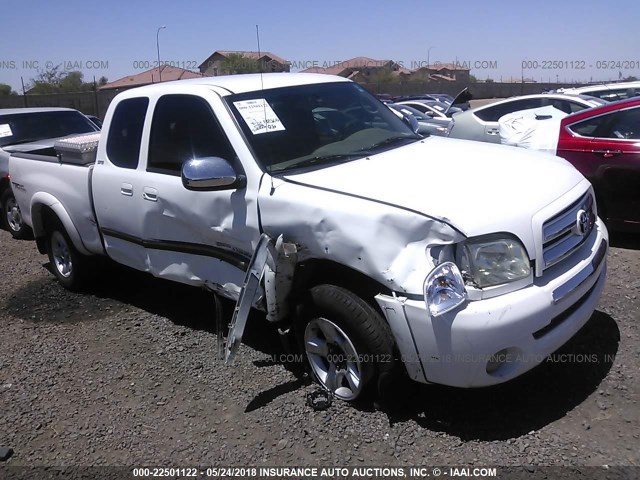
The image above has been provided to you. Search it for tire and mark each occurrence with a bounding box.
[297,284,396,402]
[1,189,32,240]
[46,219,91,291]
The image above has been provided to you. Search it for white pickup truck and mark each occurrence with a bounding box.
[9,73,608,402]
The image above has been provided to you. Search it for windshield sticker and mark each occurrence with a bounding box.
[0,124,13,138]
[233,99,285,135]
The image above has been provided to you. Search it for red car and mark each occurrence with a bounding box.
[557,97,640,231]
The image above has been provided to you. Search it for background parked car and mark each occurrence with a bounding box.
[85,114,103,129]
[0,107,98,238]
[555,97,640,230]
[387,103,452,136]
[396,99,462,118]
[490,97,640,230]
[425,93,471,111]
[448,94,606,143]
[558,81,640,102]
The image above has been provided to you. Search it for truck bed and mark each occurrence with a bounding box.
[9,152,104,256]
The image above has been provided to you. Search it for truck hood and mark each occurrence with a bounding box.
[282,136,585,241]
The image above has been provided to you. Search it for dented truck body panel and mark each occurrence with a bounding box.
[9,73,609,391]
[258,176,463,295]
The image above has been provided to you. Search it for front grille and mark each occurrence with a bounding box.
[541,192,595,272]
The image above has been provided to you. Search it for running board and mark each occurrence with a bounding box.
[224,233,272,365]
[222,233,298,366]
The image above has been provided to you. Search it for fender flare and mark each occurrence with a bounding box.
[30,192,91,256]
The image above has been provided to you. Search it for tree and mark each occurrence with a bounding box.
[27,65,106,94]
[219,53,262,75]
[369,68,400,86]
[623,75,638,82]
[28,64,65,93]
[468,74,478,83]
[59,71,86,92]
[0,83,17,96]
[98,76,108,86]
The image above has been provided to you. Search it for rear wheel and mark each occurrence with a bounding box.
[2,189,32,239]
[297,284,395,402]
[46,219,91,291]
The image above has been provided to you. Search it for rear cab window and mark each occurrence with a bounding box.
[106,97,149,169]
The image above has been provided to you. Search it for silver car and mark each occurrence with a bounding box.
[448,94,605,143]
[396,99,461,118]
[0,107,98,238]
[387,103,452,136]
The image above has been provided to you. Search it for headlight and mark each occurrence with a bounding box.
[424,262,467,317]
[457,235,531,288]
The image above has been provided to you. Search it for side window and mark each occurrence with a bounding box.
[587,89,633,102]
[475,98,542,122]
[148,95,236,174]
[569,108,640,139]
[408,103,429,114]
[583,89,609,100]
[548,100,589,114]
[106,97,148,169]
[604,108,640,140]
[568,113,612,137]
[567,101,590,113]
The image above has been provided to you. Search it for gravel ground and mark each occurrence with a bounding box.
[0,227,639,472]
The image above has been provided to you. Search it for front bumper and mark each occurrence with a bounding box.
[376,218,608,388]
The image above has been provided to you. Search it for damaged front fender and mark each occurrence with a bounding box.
[258,177,464,296]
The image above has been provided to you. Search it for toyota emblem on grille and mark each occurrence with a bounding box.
[575,209,590,236]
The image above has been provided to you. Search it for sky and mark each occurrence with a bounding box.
[2,0,639,91]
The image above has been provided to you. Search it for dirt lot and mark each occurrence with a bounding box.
[0,227,639,473]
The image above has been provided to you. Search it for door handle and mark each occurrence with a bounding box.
[143,187,158,202]
[486,128,500,135]
[592,149,622,158]
[120,183,133,196]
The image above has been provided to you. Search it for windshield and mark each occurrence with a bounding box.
[226,82,419,173]
[0,110,98,148]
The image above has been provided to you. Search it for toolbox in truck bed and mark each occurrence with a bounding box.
[54,133,101,165]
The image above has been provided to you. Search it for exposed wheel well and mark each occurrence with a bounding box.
[32,205,59,254]
[291,259,392,316]
[0,177,9,196]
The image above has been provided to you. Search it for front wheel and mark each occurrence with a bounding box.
[46,220,91,291]
[2,189,32,239]
[297,284,396,402]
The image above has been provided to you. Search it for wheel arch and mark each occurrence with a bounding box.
[291,258,393,317]
[0,176,10,196]
[30,193,91,256]
[289,258,420,384]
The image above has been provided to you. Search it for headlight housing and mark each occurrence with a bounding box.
[457,235,531,288]
[424,262,467,316]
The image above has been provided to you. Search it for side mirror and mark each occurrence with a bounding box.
[402,113,420,134]
[181,157,246,191]
[425,111,435,118]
